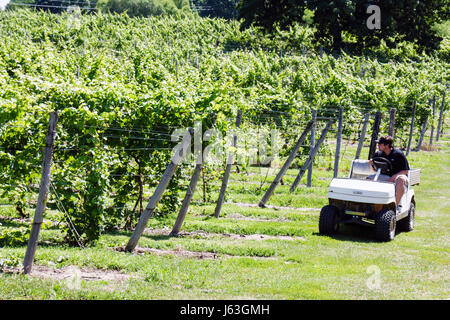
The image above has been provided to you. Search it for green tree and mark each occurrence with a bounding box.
[237,0,306,31]
[97,0,191,17]
[238,0,449,52]
[309,0,450,51]
[306,0,356,49]
[364,0,448,51]
[193,0,240,19]
[100,0,165,16]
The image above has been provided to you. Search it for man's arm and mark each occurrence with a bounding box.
[369,151,382,169]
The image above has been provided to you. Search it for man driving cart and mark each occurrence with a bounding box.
[319,135,418,241]
[368,135,410,213]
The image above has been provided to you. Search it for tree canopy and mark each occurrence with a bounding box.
[193,0,240,20]
[238,0,306,31]
[238,0,450,52]
[97,0,191,17]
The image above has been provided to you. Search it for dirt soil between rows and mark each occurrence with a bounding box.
[113,245,279,261]
[2,265,134,282]
[143,227,305,241]
[114,245,220,260]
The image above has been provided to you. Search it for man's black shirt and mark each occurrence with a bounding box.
[374,148,410,176]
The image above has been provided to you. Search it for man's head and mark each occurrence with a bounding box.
[376,135,393,153]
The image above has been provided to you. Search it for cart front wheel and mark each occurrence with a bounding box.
[375,209,396,242]
[319,205,340,235]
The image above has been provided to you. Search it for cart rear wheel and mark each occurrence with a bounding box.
[397,203,415,232]
[375,209,396,241]
[319,205,340,235]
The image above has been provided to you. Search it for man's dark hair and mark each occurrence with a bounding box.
[377,135,393,148]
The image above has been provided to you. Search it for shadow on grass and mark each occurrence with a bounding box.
[313,223,411,243]
[107,229,173,241]
[313,224,379,243]
[141,234,172,241]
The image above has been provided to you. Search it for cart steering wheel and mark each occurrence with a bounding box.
[371,156,393,176]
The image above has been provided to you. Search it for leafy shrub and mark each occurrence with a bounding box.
[0,224,30,246]
[0,254,22,269]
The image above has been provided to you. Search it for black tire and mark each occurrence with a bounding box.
[375,209,396,242]
[319,205,339,235]
[397,203,415,232]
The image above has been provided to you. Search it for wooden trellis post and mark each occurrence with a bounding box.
[406,101,416,156]
[23,112,58,274]
[307,110,317,187]
[388,108,397,138]
[214,111,242,218]
[290,120,333,192]
[436,92,445,142]
[429,96,436,145]
[170,115,217,236]
[170,161,202,237]
[355,113,369,159]
[333,106,343,178]
[414,116,428,152]
[259,120,313,208]
[125,128,193,252]
[368,111,382,160]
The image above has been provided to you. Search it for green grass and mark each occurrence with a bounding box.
[1,132,449,300]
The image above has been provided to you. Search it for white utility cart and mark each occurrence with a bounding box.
[319,158,420,241]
